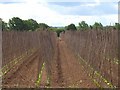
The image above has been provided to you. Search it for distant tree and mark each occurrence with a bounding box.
[38,23,49,30]
[23,20,30,30]
[24,19,39,31]
[93,22,103,30]
[90,25,93,29]
[48,27,64,37]
[48,27,57,32]
[8,17,24,31]
[2,21,8,31]
[79,21,89,30]
[114,23,120,30]
[66,23,77,31]
[56,28,64,37]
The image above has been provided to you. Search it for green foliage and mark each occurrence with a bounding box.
[8,17,24,31]
[2,21,8,31]
[38,23,49,30]
[24,19,39,31]
[66,23,77,31]
[48,27,64,37]
[23,20,29,30]
[79,21,89,30]
[56,28,64,37]
[90,25,93,29]
[93,22,103,30]
[48,27,57,32]
[2,17,119,31]
[114,23,120,30]
[8,17,39,31]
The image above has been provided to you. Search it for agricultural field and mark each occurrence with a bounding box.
[0,29,119,88]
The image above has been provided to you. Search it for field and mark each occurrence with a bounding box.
[1,29,119,88]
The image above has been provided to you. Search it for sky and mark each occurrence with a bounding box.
[0,0,119,26]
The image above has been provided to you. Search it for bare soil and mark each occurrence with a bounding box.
[2,50,40,88]
[2,38,98,88]
[50,38,97,88]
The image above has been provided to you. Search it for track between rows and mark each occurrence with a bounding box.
[2,38,98,88]
[50,38,97,88]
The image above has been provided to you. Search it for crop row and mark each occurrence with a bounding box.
[2,30,57,87]
[62,29,119,88]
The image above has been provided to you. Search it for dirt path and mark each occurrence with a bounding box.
[51,38,98,88]
[2,38,98,88]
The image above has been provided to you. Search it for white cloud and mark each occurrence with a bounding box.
[0,2,58,21]
[0,1,118,26]
[0,0,24,3]
[114,4,118,10]
[80,0,100,7]
[56,14,117,26]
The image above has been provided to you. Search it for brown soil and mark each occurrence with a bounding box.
[2,50,40,88]
[50,38,97,88]
[2,38,98,88]
[38,66,48,88]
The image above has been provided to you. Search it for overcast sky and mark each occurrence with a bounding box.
[0,0,119,26]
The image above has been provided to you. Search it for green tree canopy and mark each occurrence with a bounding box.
[93,22,103,30]
[38,23,49,30]
[114,23,120,30]
[8,17,24,31]
[56,28,64,37]
[24,19,39,31]
[66,23,77,31]
[79,21,89,30]
[2,21,8,31]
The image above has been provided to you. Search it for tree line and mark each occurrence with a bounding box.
[66,21,120,31]
[1,17,120,37]
[1,17,49,31]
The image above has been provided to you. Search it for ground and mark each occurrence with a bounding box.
[2,38,98,88]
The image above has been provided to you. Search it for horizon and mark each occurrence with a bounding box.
[0,0,119,27]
